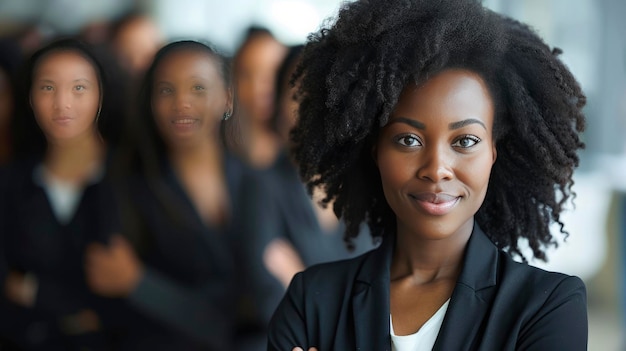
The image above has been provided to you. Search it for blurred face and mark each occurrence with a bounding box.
[30,51,101,143]
[151,49,230,149]
[376,69,496,240]
[115,17,162,75]
[0,68,13,131]
[277,63,300,142]
[235,35,286,123]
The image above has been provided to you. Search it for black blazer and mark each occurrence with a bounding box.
[0,158,122,350]
[267,225,588,351]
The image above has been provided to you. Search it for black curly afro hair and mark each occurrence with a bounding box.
[290,0,586,261]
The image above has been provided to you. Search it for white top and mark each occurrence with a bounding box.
[390,299,450,351]
[33,164,103,225]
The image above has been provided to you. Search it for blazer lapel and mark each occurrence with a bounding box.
[433,225,499,351]
[352,234,395,351]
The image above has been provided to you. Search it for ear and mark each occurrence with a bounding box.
[491,141,497,164]
[225,86,234,115]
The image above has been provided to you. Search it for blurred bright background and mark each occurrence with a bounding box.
[1,0,624,349]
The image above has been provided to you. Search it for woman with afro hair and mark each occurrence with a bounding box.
[267,0,588,350]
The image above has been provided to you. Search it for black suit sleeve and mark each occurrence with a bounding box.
[267,272,310,351]
[127,267,232,350]
[516,275,588,350]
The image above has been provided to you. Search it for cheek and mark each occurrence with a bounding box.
[79,94,101,120]
[376,146,415,193]
[151,97,170,121]
[30,94,51,123]
[461,153,494,195]
[203,94,227,118]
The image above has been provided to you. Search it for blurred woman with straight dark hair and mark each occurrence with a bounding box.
[0,37,123,351]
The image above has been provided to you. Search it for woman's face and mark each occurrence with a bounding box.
[235,35,286,123]
[376,69,496,240]
[151,50,230,149]
[30,51,101,143]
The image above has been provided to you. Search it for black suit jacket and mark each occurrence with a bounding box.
[267,225,587,350]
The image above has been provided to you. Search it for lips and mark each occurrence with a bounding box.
[411,192,459,204]
[52,116,73,124]
[171,118,197,124]
[409,192,461,216]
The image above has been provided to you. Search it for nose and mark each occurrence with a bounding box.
[53,90,71,110]
[173,92,191,111]
[416,144,454,183]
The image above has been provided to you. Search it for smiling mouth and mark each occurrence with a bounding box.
[411,193,459,203]
[409,193,461,216]
[171,118,197,124]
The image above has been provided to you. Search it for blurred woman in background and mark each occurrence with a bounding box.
[0,38,123,351]
[232,27,286,169]
[84,40,245,351]
[0,38,24,166]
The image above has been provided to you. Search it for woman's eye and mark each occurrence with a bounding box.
[159,87,172,94]
[452,135,481,148]
[395,135,421,147]
[75,85,85,91]
[41,85,53,91]
[193,85,205,91]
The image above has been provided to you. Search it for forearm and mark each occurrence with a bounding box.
[128,266,232,349]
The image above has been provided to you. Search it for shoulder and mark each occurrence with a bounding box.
[1,159,38,192]
[500,253,585,293]
[496,253,586,319]
[290,248,377,300]
[491,254,588,348]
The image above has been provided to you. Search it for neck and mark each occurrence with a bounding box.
[391,219,473,284]
[169,137,222,169]
[44,129,105,182]
[247,121,280,168]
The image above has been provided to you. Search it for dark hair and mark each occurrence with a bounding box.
[235,25,275,53]
[12,37,116,158]
[122,39,236,177]
[270,44,304,135]
[291,0,586,261]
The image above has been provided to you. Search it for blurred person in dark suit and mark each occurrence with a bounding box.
[84,40,246,351]
[0,37,125,351]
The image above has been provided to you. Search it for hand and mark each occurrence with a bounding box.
[85,234,143,297]
[60,308,101,335]
[293,348,318,351]
[4,271,37,307]
[263,238,305,288]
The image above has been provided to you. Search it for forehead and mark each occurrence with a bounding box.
[391,69,494,126]
[34,50,99,78]
[154,49,221,78]
[237,36,285,69]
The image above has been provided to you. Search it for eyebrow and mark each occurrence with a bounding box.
[36,78,92,84]
[388,117,426,130]
[388,117,486,131]
[448,118,486,130]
